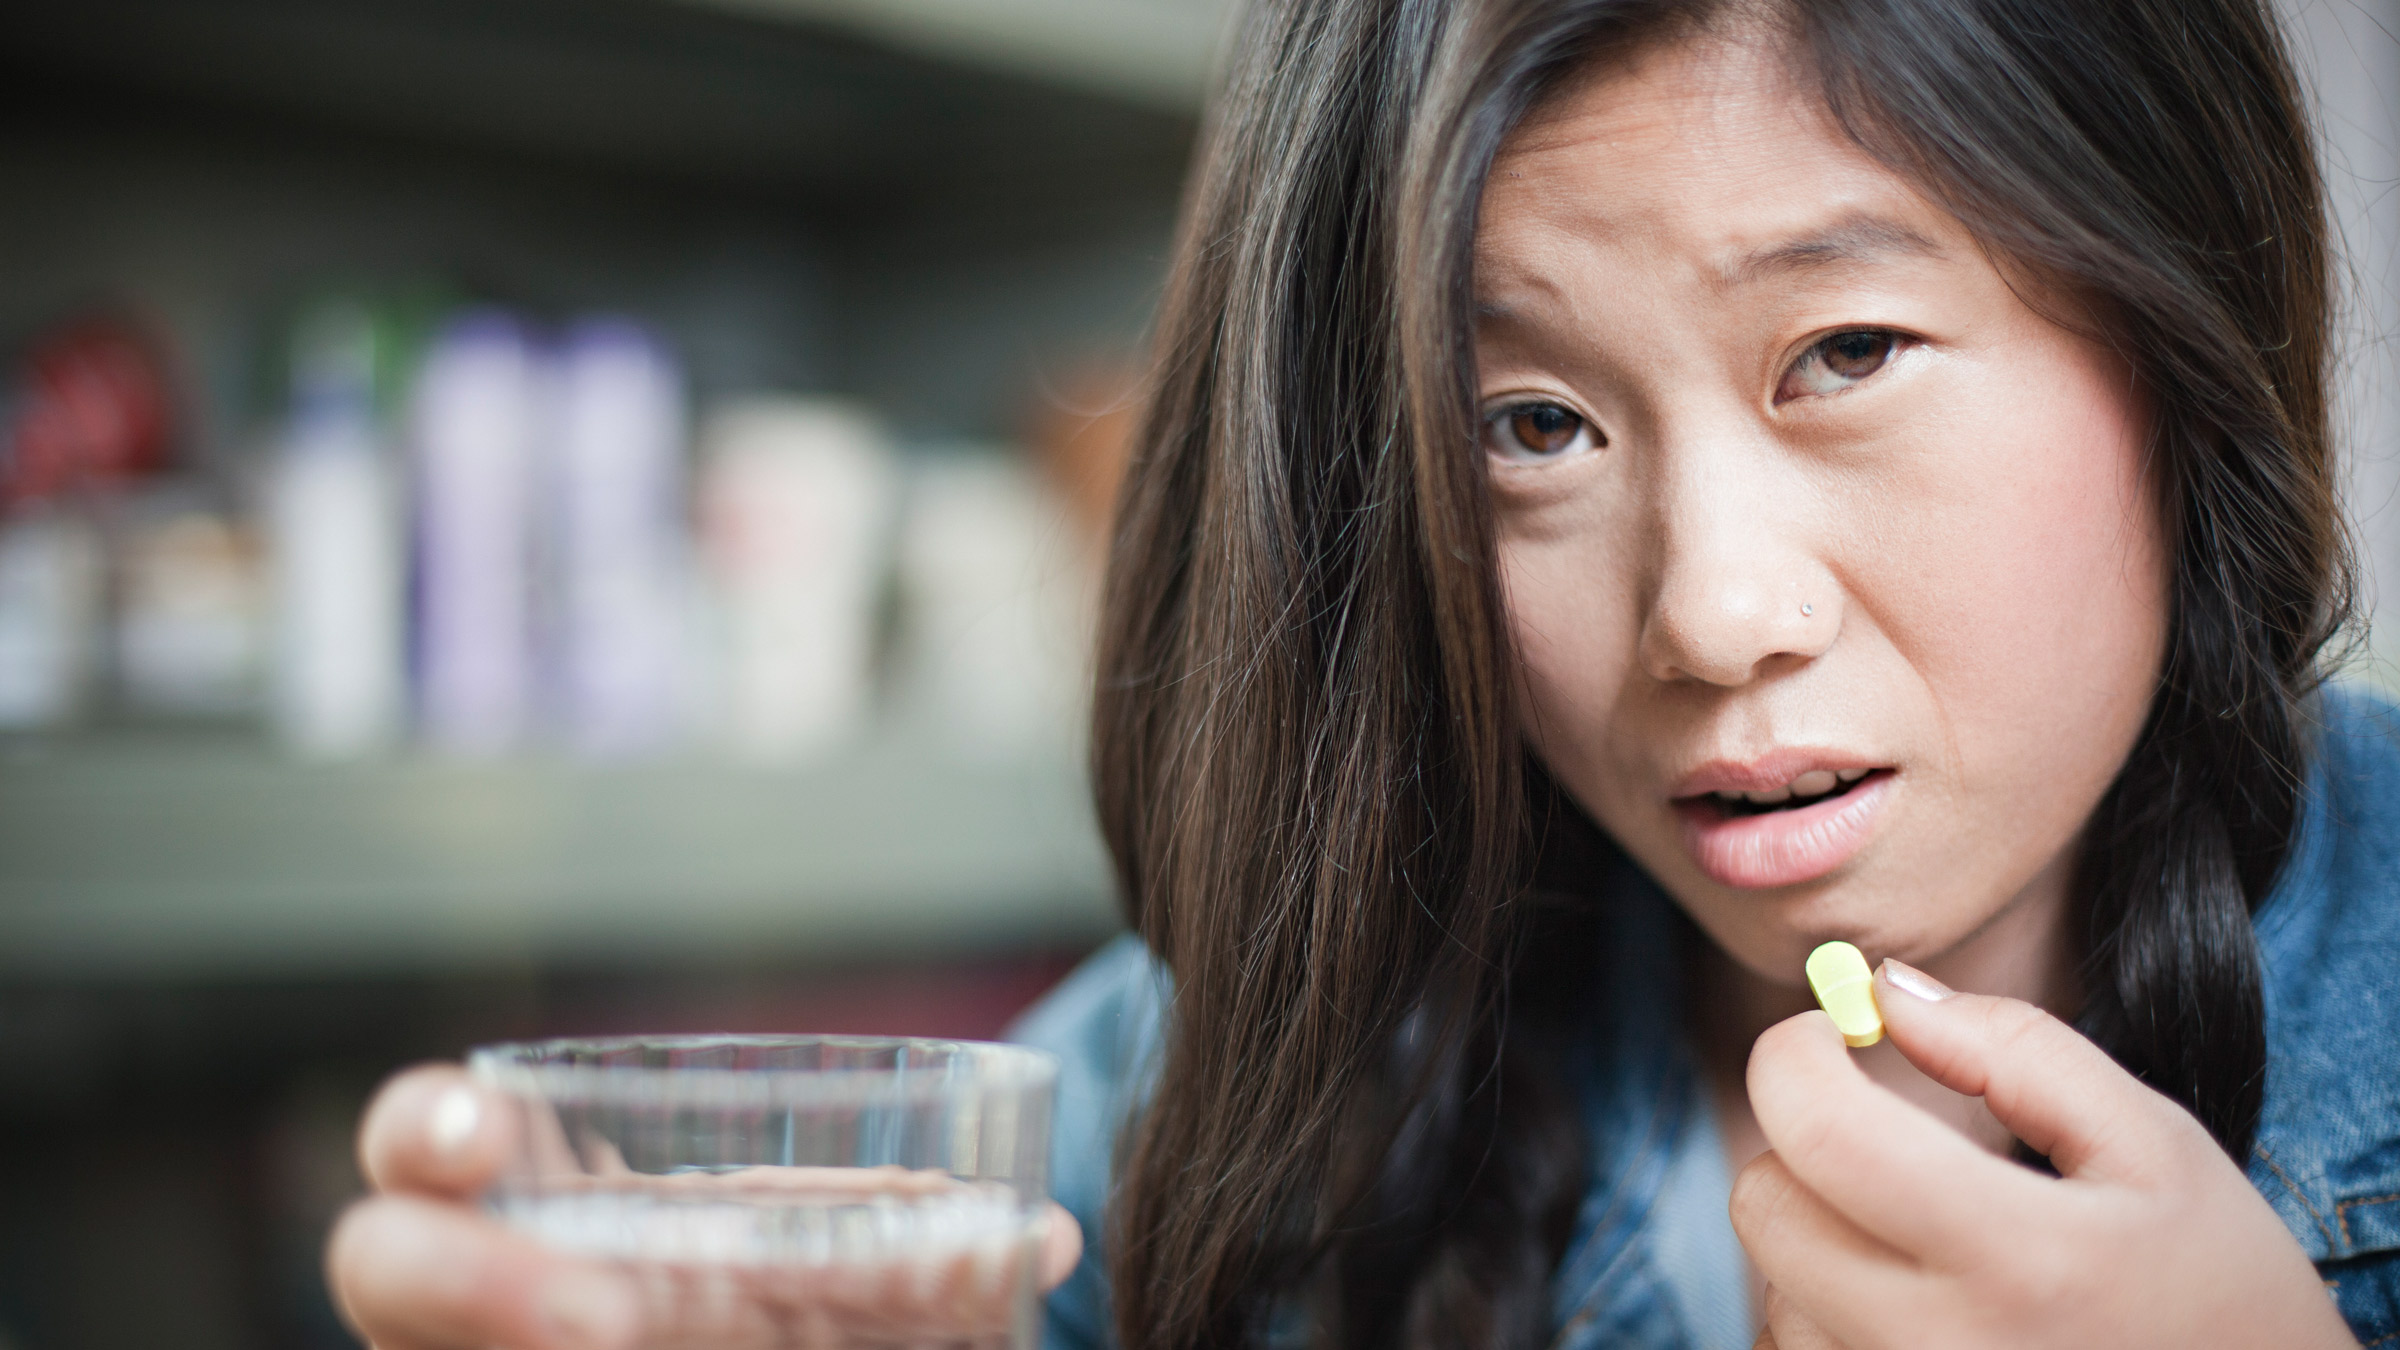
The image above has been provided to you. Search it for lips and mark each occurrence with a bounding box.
[1671,761,1895,889]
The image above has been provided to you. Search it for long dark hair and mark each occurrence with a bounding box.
[1090,0,2350,1345]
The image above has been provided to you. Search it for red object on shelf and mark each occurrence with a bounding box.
[2,315,175,504]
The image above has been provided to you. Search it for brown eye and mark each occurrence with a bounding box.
[1512,405,1580,452]
[1778,328,1907,402]
[1823,330,1895,378]
[1483,401,1600,463]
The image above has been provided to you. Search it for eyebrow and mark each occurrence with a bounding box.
[1724,216,1946,284]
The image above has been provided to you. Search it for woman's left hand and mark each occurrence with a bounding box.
[1731,960,2358,1350]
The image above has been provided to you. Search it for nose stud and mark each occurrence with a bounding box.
[1801,602,1815,616]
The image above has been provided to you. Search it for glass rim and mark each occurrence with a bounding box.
[466,1033,1059,1109]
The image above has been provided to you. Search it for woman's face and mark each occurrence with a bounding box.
[1476,31,2169,985]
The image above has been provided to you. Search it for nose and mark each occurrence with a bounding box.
[1636,447,1838,687]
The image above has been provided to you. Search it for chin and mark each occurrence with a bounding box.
[1684,873,1925,983]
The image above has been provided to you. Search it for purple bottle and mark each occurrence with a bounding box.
[411,310,540,755]
[548,317,688,757]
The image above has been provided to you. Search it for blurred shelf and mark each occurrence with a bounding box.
[0,735,1119,978]
[0,0,1199,229]
[0,0,1194,441]
[691,0,1230,111]
[0,0,1159,986]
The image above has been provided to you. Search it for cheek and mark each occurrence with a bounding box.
[1496,496,1645,768]
[1863,350,2167,804]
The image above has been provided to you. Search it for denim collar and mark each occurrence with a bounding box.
[1548,859,1707,1350]
[2246,687,2400,1264]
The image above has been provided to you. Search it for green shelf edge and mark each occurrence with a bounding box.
[0,737,1119,977]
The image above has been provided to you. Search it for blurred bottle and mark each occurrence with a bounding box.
[0,508,103,729]
[412,311,540,756]
[895,450,1092,756]
[0,311,180,730]
[115,494,264,716]
[548,318,689,758]
[269,301,407,758]
[696,398,895,762]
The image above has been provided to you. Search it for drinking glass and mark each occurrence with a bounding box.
[468,1035,1059,1350]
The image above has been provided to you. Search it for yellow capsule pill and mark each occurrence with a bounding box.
[1805,940,1884,1048]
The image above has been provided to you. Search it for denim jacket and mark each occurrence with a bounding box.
[1010,686,2400,1348]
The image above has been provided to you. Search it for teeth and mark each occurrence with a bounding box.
[1707,768,1878,807]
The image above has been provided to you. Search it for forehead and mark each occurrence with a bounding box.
[1476,31,1966,297]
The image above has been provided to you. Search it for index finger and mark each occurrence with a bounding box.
[1870,964,2209,1181]
[1745,1009,2045,1263]
[360,1063,517,1199]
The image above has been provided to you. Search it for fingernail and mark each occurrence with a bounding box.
[427,1085,481,1159]
[541,1268,639,1350]
[1878,958,1955,1002]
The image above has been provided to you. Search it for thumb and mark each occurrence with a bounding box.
[1870,959,2206,1180]
[1041,1203,1084,1288]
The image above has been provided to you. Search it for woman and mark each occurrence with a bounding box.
[330,0,2400,1346]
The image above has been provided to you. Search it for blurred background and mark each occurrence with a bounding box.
[0,0,2394,1347]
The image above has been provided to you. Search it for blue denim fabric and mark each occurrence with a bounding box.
[1011,685,2400,1348]
[2249,689,2400,1344]
[1008,940,1166,1350]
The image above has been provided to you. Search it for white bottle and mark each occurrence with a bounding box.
[0,507,103,730]
[412,311,540,756]
[549,318,688,758]
[269,303,405,759]
[895,449,1093,757]
[696,398,896,762]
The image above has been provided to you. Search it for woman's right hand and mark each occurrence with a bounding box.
[326,1064,644,1350]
